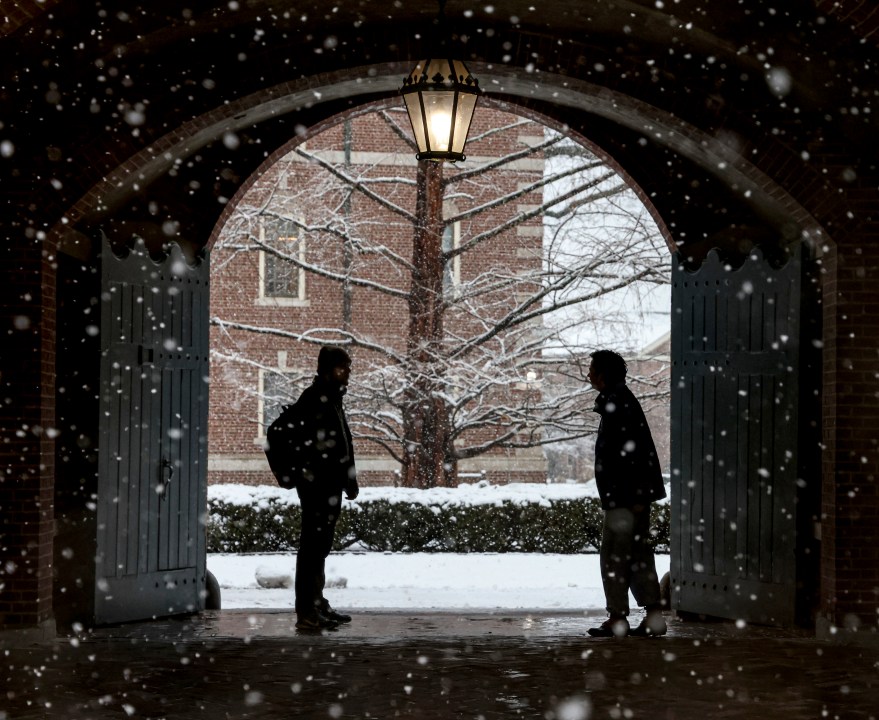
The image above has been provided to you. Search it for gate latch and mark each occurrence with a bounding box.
[159,457,174,500]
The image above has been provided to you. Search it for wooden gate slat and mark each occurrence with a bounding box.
[697,374,708,575]
[719,372,737,580]
[158,365,172,572]
[126,361,143,575]
[190,282,206,570]
[126,284,143,577]
[115,282,133,579]
[744,375,760,582]
[136,366,154,576]
[146,288,163,578]
[703,372,717,578]
[733,372,749,583]
[169,366,182,570]
[675,288,694,583]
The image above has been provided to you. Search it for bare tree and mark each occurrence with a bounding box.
[210,107,669,488]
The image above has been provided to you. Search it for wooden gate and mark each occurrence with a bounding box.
[670,246,817,626]
[94,236,210,624]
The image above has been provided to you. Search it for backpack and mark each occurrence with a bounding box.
[264,401,308,489]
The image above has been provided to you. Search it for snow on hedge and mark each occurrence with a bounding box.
[208,479,603,509]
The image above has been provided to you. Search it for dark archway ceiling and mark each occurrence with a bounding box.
[2,1,877,262]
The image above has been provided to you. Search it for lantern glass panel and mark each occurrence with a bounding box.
[451,93,478,155]
[422,90,457,154]
[403,92,428,153]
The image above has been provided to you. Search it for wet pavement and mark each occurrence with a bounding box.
[2,610,878,719]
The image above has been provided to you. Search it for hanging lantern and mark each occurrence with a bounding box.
[400,57,481,162]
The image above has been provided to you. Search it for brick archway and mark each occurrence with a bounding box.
[3,1,878,636]
[56,62,832,261]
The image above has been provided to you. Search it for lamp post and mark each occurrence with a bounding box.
[398,4,481,486]
[400,57,481,163]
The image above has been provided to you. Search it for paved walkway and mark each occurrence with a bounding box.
[2,611,878,719]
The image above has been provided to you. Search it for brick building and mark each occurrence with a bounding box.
[208,107,551,487]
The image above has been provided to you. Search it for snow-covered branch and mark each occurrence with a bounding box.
[212,112,670,484]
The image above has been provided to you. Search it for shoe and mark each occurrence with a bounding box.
[295,612,339,631]
[629,612,667,637]
[323,608,352,624]
[318,600,352,624]
[587,616,630,638]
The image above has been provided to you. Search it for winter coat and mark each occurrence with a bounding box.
[592,381,666,510]
[292,376,358,500]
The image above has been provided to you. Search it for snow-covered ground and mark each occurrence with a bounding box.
[208,551,670,612]
[208,481,670,612]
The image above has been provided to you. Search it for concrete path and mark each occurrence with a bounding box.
[2,611,878,719]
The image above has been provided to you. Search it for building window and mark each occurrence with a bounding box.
[258,218,308,305]
[260,370,300,436]
[442,221,461,296]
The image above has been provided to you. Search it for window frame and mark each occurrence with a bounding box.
[257,219,309,306]
[442,220,461,297]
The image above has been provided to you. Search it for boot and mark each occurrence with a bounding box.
[629,604,667,637]
[318,598,352,623]
[295,610,339,631]
[587,614,630,638]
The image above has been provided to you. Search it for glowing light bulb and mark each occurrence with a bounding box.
[430,111,452,151]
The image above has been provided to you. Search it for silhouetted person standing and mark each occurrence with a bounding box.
[292,346,359,630]
[586,349,667,637]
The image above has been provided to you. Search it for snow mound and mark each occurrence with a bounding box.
[253,565,347,590]
[255,565,293,589]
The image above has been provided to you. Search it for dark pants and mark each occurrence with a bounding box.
[295,493,341,615]
[599,506,662,615]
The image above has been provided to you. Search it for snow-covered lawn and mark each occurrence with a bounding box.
[208,551,670,612]
[208,481,671,612]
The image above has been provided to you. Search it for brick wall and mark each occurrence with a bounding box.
[0,236,57,628]
[820,231,879,629]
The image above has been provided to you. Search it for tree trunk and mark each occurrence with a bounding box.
[402,161,456,488]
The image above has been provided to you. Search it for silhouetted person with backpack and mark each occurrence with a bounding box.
[586,349,667,638]
[266,345,359,630]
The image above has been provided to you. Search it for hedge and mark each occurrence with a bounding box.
[207,492,670,555]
